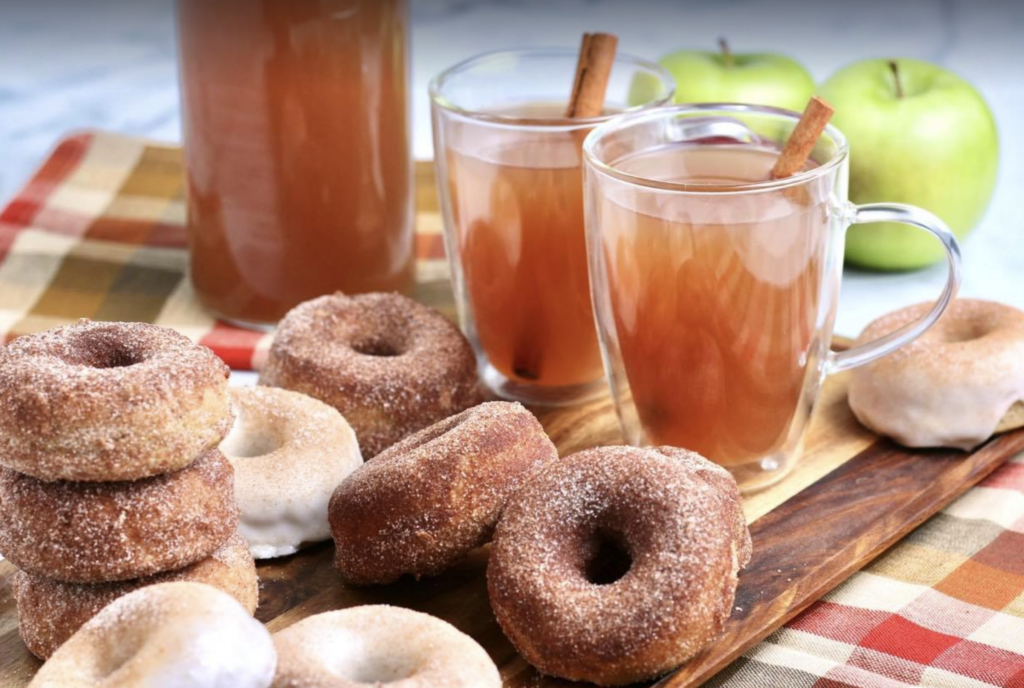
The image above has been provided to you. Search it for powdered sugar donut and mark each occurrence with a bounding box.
[849,299,1024,450]
[0,320,231,482]
[488,445,751,686]
[270,605,499,687]
[221,386,363,559]
[28,581,275,688]
[15,531,258,659]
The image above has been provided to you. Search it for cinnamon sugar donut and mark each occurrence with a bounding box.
[329,401,558,584]
[259,293,481,457]
[14,532,258,659]
[28,582,276,688]
[221,386,363,559]
[0,320,231,482]
[0,448,238,583]
[271,605,500,688]
[849,299,1024,450]
[488,446,751,686]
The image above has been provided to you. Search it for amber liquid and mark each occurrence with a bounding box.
[177,0,413,325]
[446,106,604,388]
[601,145,827,466]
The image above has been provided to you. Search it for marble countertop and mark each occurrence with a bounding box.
[1,0,1021,337]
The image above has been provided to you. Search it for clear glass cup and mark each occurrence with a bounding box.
[430,49,675,405]
[583,104,962,492]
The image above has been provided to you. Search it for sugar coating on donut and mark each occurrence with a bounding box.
[271,605,500,687]
[0,449,239,583]
[0,320,232,482]
[259,293,481,457]
[330,401,558,585]
[849,299,1024,450]
[488,445,751,686]
[28,581,276,688]
[15,532,258,659]
[222,386,363,559]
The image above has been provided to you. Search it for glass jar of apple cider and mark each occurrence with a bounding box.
[176,0,414,327]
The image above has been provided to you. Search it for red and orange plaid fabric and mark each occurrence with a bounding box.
[3,132,1023,687]
[0,131,451,369]
[713,457,1024,687]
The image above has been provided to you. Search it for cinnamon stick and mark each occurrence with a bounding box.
[565,32,619,118]
[770,96,835,179]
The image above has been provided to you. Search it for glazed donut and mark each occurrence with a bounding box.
[488,445,751,686]
[271,605,499,688]
[221,386,363,559]
[849,299,1024,450]
[14,532,258,659]
[259,293,481,457]
[28,581,276,688]
[0,319,232,482]
[330,401,557,584]
[0,448,238,583]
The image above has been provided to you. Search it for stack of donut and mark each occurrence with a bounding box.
[0,320,257,659]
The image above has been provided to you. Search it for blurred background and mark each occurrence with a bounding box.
[0,0,1021,335]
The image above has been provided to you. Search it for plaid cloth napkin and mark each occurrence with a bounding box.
[715,452,1024,687]
[0,131,451,369]
[3,132,1023,687]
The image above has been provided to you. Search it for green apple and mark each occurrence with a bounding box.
[654,40,815,112]
[821,58,998,270]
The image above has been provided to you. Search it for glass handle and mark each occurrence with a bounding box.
[827,203,962,374]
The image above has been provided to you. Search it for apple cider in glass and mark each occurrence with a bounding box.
[431,49,675,404]
[598,144,825,466]
[584,104,962,492]
[445,105,602,389]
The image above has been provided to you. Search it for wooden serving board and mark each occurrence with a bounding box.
[1,164,1021,685]
[1,367,1022,687]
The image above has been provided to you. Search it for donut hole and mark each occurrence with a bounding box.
[350,336,404,358]
[583,528,633,586]
[324,630,421,683]
[74,339,146,369]
[96,348,142,368]
[939,320,991,344]
[221,407,283,458]
[346,660,418,684]
[222,427,280,459]
[94,630,147,681]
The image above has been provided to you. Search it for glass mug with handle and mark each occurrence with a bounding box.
[582,104,962,492]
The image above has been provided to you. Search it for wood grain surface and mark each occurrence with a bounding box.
[660,429,1024,687]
